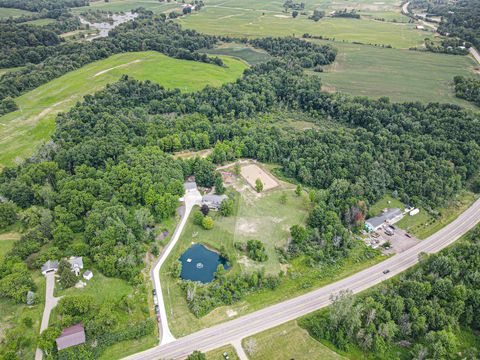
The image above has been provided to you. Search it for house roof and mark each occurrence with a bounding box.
[41,260,59,273]
[84,270,92,277]
[68,257,83,269]
[202,194,228,204]
[184,182,197,190]
[56,323,86,350]
[366,208,402,229]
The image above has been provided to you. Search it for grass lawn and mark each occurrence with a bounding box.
[20,18,56,26]
[0,7,34,18]
[202,43,272,66]
[177,1,426,48]
[368,194,405,215]
[72,0,181,14]
[206,345,239,360]
[0,51,247,169]
[161,169,385,337]
[316,40,480,107]
[242,321,344,360]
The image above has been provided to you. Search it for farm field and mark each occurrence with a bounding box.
[242,321,344,360]
[0,51,247,169]
[176,0,427,48]
[202,43,272,66]
[317,40,480,106]
[161,164,385,337]
[71,0,180,14]
[0,7,34,18]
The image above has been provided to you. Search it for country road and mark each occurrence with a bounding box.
[469,47,480,65]
[124,198,480,360]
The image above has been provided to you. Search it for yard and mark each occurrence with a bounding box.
[161,164,385,337]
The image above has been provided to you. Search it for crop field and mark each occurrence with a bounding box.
[0,7,34,18]
[242,321,344,360]
[0,51,247,169]
[176,0,427,48]
[317,40,480,106]
[161,166,385,337]
[71,0,180,14]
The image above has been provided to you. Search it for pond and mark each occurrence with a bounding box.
[179,244,229,284]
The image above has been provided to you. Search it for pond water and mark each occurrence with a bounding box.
[79,12,138,41]
[179,244,229,284]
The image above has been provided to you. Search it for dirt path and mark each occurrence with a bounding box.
[93,59,142,77]
[469,47,480,65]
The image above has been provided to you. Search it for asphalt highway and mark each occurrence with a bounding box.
[124,197,480,360]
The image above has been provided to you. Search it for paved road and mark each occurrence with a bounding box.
[152,187,202,345]
[469,47,480,65]
[124,198,480,360]
[35,271,62,360]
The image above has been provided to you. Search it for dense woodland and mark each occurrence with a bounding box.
[301,225,480,359]
[0,0,88,12]
[454,76,480,107]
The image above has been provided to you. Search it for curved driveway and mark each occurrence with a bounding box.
[125,198,480,359]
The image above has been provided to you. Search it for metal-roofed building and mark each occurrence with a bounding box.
[202,194,228,210]
[365,208,403,231]
[55,323,86,350]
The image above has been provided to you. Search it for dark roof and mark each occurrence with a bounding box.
[56,323,86,350]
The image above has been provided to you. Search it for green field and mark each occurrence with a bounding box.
[20,18,56,26]
[242,321,344,360]
[206,345,239,360]
[72,0,181,14]
[316,40,480,106]
[176,0,427,48]
[202,43,272,66]
[161,168,385,337]
[0,51,247,169]
[0,7,34,18]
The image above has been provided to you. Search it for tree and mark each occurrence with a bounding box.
[202,216,214,230]
[292,10,299,17]
[200,204,210,216]
[193,210,204,225]
[58,259,77,289]
[295,184,302,196]
[280,192,287,204]
[52,224,74,250]
[38,327,61,357]
[255,178,263,193]
[233,163,241,176]
[214,175,225,195]
[247,240,268,262]
[220,198,234,217]
[0,201,17,228]
[186,351,206,360]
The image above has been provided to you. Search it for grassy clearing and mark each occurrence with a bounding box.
[206,345,239,360]
[20,18,56,26]
[242,321,344,360]
[0,7,34,18]
[71,0,180,14]
[0,51,247,169]
[368,194,405,215]
[202,43,272,66]
[0,231,20,259]
[161,170,385,337]
[177,0,426,48]
[316,40,480,107]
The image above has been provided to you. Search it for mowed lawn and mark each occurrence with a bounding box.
[317,40,480,106]
[71,0,180,14]
[0,7,34,18]
[0,51,247,169]
[177,0,426,48]
[242,321,345,360]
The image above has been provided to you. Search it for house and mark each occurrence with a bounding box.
[202,194,228,210]
[83,270,93,280]
[184,181,198,194]
[41,260,59,276]
[55,323,86,351]
[365,208,403,232]
[68,257,83,276]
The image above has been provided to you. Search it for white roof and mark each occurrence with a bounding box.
[68,257,83,269]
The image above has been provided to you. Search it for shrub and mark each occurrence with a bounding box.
[255,178,263,193]
[193,210,204,225]
[202,216,214,230]
[220,198,234,217]
[247,240,268,262]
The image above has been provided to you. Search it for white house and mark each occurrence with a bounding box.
[365,208,403,232]
[83,270,93,280]
[68,257,84,276]
[41,260,59,276]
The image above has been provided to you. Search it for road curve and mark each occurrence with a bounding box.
[125,198,480,360]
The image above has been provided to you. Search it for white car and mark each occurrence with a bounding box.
[154,296,158,305]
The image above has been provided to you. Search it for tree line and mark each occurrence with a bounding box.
[454,75,480,107]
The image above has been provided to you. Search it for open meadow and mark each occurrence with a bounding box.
[71,0,181,15]
[317,40,480,106]
[0,7,34,18]
[177,0,427,48]
[0,52,247,169]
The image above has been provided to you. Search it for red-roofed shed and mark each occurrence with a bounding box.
[55,323,86,350]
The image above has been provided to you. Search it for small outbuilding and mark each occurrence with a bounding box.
[83,270,93,280]
[41,260,59,276]
[55,323,86,351]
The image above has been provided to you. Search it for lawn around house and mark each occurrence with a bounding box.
[0,51,247,169]
[242,321,345,360]
[161,167,385,337]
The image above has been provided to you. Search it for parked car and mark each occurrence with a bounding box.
[154,296,158,305]
[154,305,159,314]
[157,314,161,322]
[383,269,390,274]
[152,288,157,296]
[222,352,229,360]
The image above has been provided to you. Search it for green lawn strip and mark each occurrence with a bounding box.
[161,175,385,337]
[242,321,345,360]
[20,18,56,26]
[177,8,426,48]
[315,40,479,107]
[0,7,34,18]
[0,51,247,169]
[201,43,272,66]
[71,0,180,15]
[206,345,239,360]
